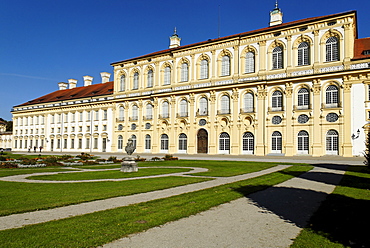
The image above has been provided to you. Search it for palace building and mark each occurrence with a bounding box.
[11,6,370,157]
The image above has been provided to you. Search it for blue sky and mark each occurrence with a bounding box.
[1,0,370,121]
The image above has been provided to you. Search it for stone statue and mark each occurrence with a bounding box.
[125,138,136,156]
[121,138,138,173]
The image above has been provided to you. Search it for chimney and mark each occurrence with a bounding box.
[83,75,93,86]
[169,27,181,49]
[100,72,111,84]
[68,79,78,89]
[58,82,68,90]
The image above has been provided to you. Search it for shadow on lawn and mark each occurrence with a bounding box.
[233,164,370,247]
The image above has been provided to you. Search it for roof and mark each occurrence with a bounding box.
[352,38,370,60]
[111,10,357,65]
[15,81,114,107]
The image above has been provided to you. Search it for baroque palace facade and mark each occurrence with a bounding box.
[10,7,370,157]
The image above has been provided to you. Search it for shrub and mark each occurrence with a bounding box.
[107,156,117,162]
[43,156,62,167]
[60,154,73,161]
[76,153,93,161]
[0,156,7,162]
[0,162,18,169]
[162,154,178,161]
[19,158,37,165]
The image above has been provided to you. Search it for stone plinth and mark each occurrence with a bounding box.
[120,157,138,172]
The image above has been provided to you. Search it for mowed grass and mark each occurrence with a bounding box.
[28,167,192,181]
[0,177,210,216]
[0,165,312,248]
[142,160,280,177]
[291,165,370,248]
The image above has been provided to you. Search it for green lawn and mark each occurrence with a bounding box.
[0,176,210,216]
[291,165,370,248]
[0,165,312,248]
[142,160,281,177]
[28,167,192,181]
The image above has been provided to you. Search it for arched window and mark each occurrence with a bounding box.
[133,72,139,89]
[298,42,310,66]
[119,106,124,121]
[243,93,254,113]
[198,97,208,116]
[219,132,230,153]
[146,104,153,120]
[220,95,230,114]
[297,130,309,154]
[326,130,339,155]
[120,75,126,91]
[245,52,255,73]
[162,101,169,118]
[179,99,188,117]
[297,88,310,109]
[242,132,254,154]
[221,55,230,76]
[200,59,209,79]
[272,90,283,111]
[131,105,138,121]
[326,36,339,62]
[145,134,151,150]
[179,133,187,151]
[272,46,283,69]
[181,63,189,82]
[161,134,169,151]
[118,135,123,149]
[326,85,339,107]
[131,134,137,148]
[271,131,282,153]
[164,66,171,85]
[147,69,153,88]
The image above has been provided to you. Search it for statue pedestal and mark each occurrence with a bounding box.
[120,157,138,172]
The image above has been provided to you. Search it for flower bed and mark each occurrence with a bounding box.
[60,161,84,166]
[17,164,46,168]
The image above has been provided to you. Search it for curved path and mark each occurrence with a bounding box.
[0,166,210,183]
[0,165,289,231]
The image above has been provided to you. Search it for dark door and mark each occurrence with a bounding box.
[197,129,208,153]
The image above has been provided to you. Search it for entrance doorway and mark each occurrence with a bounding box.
[197,129,208,154]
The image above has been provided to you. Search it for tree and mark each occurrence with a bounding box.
[364,130,370,169]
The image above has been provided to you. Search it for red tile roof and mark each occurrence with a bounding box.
[15,82,114,107]
[353,38,370,60]
[112,10,357,65]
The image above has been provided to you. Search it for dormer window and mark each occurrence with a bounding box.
[363,50,370,55]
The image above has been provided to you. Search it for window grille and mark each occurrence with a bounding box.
[242,132,254,151]
[243,93,254,112]
[298,42,309,66]
[219,132,230,151]
[272,46,283,69]
[298,88,309,107]
[164,66,171,85]
[162,102,169,118]
[147,70,153,88]
[145,134,151,150]
[199,97,208,115]
[220,95,230,114]
[297,130,309,151]
[161,134,169,150]
[298,114,309,124]
[181,63,189,82]
[271,131,282,152]
[326,130,339,153]
[179,99,188,117]
[272,91,283,109]
[326,37,339,62]
[200,59,209,79]
[179,133,187,151]
[133,72,139,89]
[120,75,126,91]
[245,52,255,73]
[326,85,339,105]
[221,55,230,76]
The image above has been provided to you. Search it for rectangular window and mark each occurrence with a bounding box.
[95,110,99,121]
[103,110,107,120]
[71,139,75,149]
[64,139,67,149]
[57,139,61,149]
[78,139,82,149]
[86,138,90,149]
[94,138,98,149]
[103,125,107,131]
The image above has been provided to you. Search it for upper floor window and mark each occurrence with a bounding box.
[243,93,254,113]
[272,46,283,69]
[147,69,153,88]
[326,37,339,62]
[164,66,171,85]
[245,52,255,73]
[162,101,169,118]
[94,110,99,121]
[200,59,209,79]
[146,104,153,120]
[272,90,283,110]
[131,105,138,121]
[221,55,230,76]
[326,85,339,106]
[133,72,139,89]
[297,88,310,108]
[118,106,124,121]
[181,63,189,82]
[120,75,126,91]
[198,97,208,116]
[220,95,230,114]
[179,99,188,117]
[103,110,108,120]
[298,42,310,66]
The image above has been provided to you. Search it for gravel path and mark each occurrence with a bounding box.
[0,165,289,231]
[102,166,346,248]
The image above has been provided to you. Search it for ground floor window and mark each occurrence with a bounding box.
[118,135,123,149]
[94,138,98,149]
[71,139,75,149]
[326,129,339,155]
[219,132,230,154]
[161,134,169,151]
[297,130,309,154]
[271,131,282,153]
[131,135,137,148]
[242,132,254,154]
[145,134,151,150]
[179,133,187,152]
